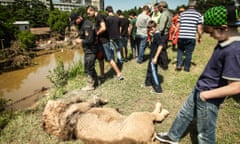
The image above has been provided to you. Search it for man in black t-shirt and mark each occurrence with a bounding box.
[86,5,124,81]
[117,10,130,61]
[105,6,123,66]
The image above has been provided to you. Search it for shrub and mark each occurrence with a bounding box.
[16,31,36,50]
[47,57,68,89]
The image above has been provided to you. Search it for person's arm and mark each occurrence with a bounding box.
[173,22,180,39]
[158,13,168,34]
[152,34,163,64]
[96,21,106,36]
[200,80,240,101]
[152,45,163,64]
[128,22,133,36]
[75,22,94,45]
[197,24,203,43]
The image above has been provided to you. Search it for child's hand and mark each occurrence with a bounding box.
[152,58,157,64]
[200,92,207,102]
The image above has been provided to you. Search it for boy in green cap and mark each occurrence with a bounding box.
[155,5,240,144]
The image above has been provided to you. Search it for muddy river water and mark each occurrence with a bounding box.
[0,48,83,110]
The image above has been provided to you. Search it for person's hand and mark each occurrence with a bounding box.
[198,37,201,44]
[75,38,82,44]
[152,58,157,64]
[200,91,207,102]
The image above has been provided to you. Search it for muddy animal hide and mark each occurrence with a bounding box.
[42,96,169,144]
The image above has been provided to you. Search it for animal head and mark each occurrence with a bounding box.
[42,100,75,140]
[42,96,108,140]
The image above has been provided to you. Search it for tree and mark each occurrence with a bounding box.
[196,0,235,13]
[16,31,36,50]
[48,9,69,36]
[9,0,49,27]
[0,5,15,48]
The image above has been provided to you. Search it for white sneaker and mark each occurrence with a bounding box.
[155,132,178,144]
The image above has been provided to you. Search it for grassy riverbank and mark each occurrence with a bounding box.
[0,34,240,144]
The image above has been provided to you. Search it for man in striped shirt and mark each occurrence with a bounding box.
[175,1,203,72]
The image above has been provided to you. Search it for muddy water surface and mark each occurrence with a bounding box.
[0,48,83,110]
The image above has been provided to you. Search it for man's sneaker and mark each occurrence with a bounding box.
[98,76,105,83]
[150,89,163,95]
[117,75,124,80]
[155,133,178,144]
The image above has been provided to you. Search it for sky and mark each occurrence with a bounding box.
[104,0,189,11]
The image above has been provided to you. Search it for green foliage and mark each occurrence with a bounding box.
[0,98,11,130]
[121,7,142,17]
[11,0,49,27]
[48,9,70,35]
[47,57,68,89]
[0,98,7,112]
[16,31,36,50]
[196,0,235,14]
[68,61,84,79]
[0,5,15,48]
[0,112,11,130]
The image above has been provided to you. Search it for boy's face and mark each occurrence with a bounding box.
[148,26,157,35]
[203,25,227,41]
[75,16,83,25]
[87,8,95,17]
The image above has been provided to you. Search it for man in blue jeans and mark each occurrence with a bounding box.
[156,5,240,144]
[135,5,151,64]
[175,1,203,72]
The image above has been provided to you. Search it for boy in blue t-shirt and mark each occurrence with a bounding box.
[156,6,240,144]
[144,20,163,94]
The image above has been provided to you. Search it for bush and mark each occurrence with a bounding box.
[47,57,68,89]
[68,61,84,79]
[16,31,36,50]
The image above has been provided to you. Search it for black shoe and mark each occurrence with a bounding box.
[155,133,178,144]
[184,69,190,72]
[175,66,181,71]
[150,90,163,95]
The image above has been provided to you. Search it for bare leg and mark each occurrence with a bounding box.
[109,60,122,77]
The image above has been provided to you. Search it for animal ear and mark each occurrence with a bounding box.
[155,109,170,122]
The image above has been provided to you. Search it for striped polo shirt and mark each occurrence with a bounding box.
[178,8,203,39]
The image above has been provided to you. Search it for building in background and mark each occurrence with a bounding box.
[13,21,30,31]
[0,0,104,11]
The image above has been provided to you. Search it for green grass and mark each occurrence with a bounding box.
[0,34,239,144]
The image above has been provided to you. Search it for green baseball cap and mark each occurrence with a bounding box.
[204,6,240,26]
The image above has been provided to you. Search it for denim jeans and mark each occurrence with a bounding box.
[84,52,97,79]
[177,38,196,71]
[136,34,147,63]
[145,61,162,92]
[101,42,114,61]
[110,39,123,64]
[130,36,137,58]
[168,88,220,144]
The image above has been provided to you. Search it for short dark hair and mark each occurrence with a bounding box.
[117,9,122,15]
[147,20,157,29]
[70,13,79,25]
[86,5,97,11]
[129,11,136,17]
[154,3,159,7]
[105,6,114,13]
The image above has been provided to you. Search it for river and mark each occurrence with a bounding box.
[0,48,83,110]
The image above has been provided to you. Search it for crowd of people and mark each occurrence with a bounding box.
[69,0,240,144]
[70,0,179,94]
